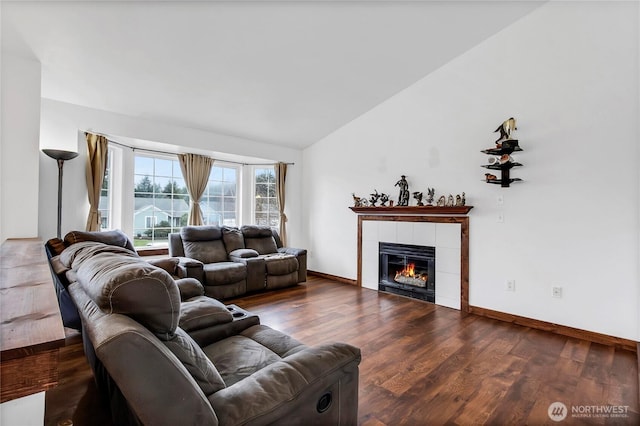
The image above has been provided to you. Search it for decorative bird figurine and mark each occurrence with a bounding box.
[412,191,424,206]
[494,117,517,143]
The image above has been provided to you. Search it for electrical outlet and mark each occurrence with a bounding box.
[506,280,515,291]
[552,286,563,298]
[497,195,504,206]
[497,212,504,223]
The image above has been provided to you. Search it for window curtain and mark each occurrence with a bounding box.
[275,162,288,246]
[178,153,214,226]
[85,133,109,231]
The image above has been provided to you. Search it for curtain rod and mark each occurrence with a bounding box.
[90,134,294,167]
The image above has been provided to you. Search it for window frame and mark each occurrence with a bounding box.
[133,153,190,248]
[201,161,242,227]
[99,145,249,250]
[252,165,280,228]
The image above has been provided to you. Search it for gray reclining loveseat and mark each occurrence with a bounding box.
[54,236,360,425]
[169,225,307,299]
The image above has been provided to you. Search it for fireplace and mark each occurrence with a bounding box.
[379,242,435,303]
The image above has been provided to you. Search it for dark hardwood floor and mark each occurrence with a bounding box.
[45,276,639,425]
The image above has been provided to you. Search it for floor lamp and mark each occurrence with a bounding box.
[43,149,79,239]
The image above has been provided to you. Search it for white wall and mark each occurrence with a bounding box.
[1,53,41,242]
[39,100,304,246]
[0,392,45,426]
[302,1,639,340]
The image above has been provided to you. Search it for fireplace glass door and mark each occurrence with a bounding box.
[379,242,435,302]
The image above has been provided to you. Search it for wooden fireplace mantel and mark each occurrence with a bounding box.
[349,206,473,215]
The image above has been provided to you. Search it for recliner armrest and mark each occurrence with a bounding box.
[278,247,307,257]
[175,278,205,300]
[278,248,307,283]
[147,257,180,275]
[229,248,259,259]
[175,257,204,283]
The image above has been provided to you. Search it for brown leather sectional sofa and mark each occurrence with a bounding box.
[169,225,307,299]
[48,231,360,425]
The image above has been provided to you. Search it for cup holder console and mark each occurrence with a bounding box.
[226,304,248,319]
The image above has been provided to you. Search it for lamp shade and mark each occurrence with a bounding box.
[42,149,79,161]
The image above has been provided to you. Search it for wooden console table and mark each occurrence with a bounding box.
[0,238,66,403]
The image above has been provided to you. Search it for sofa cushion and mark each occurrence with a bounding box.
[222,226,245,252]
[163,327,227,396]
[240,324,305,358]
[202,335,281,387]
[62,242,181,339]
[203,262,246,285]
[181,226,229,264]
[241,226,278,255]
[179,297,233,332]
[60,241,138,269]
[181,226,223,242]
[202,325,306,387]
[240,225,273,239]
[64,229,136,253]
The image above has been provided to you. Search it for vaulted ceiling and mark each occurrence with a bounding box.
[1,1,544,149]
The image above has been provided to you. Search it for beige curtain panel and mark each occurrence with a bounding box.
[85,133,109,231]
[275,162,288,246]
[178,153,214,226]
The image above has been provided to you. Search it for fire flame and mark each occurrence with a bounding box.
[396,263,426,279]
[397,263,416,278]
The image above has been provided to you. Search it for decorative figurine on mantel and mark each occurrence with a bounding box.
[379,192,390,206]
[425,188,435,206]
[455,192,466,206]
[352,193,368,207]
[446,194,455,207]
[436,195,446,207]
[369,190,381,207]
[412,192,424,206]
[494,117,517,144]
[395,175,410,206]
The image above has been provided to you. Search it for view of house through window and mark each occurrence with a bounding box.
[254,166,279,227]
[134,155,189,247]
[133,154,240,247]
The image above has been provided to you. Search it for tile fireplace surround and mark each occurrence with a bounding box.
[354,212,470,311]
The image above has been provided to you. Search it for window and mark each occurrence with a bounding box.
[145,216,157,228]
[98,148,112,230]
[133,155,189,247]
[201,165,239,226]
[254,166,279,227]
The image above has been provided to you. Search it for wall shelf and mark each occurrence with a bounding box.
[349,206,473,215]
[481,139,523,187]
[481,162,523,170]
